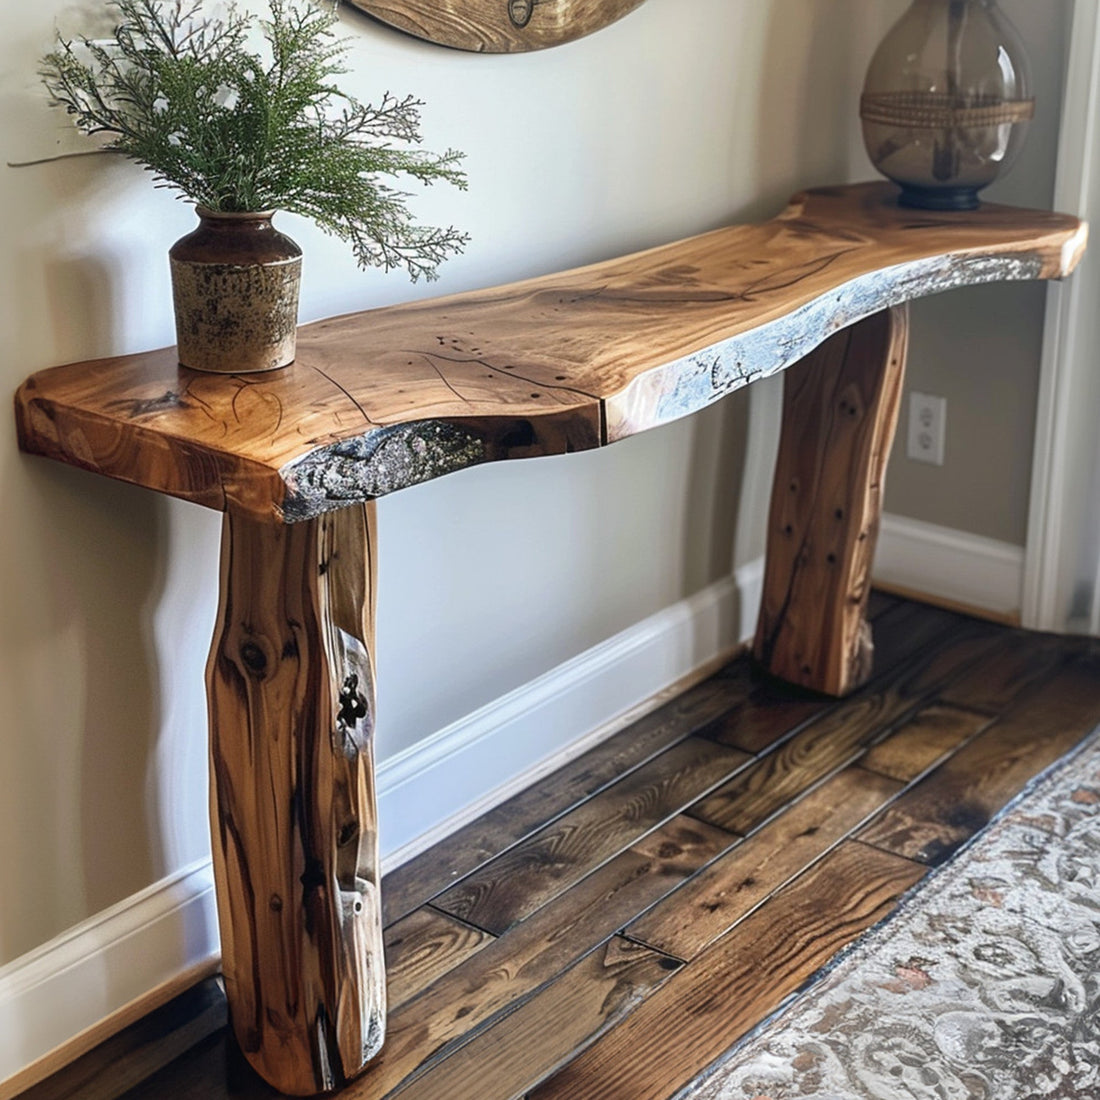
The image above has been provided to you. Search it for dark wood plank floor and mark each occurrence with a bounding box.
[18,596,1100,1100]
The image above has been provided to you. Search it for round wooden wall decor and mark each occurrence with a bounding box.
[344,0,649,52]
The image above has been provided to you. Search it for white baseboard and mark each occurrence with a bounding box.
[874,512,1025,620]
[0,563,761,1092]
[0,860,219,1096]
[379,559,762,869]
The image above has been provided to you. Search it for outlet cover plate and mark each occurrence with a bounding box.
[907,391,947,466]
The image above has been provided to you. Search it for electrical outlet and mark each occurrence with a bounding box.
[906,391,947,466]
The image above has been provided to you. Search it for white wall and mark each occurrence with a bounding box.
[2,0,1074,1015]
[1,0,909,978]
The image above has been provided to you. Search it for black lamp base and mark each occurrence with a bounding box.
[897,184,983,212]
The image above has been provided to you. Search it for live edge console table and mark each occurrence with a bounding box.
[14,183,1086,1095]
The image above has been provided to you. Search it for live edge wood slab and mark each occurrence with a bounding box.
[13,183,1086,1095]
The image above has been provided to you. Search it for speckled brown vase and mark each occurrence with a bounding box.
[169,209,302,373]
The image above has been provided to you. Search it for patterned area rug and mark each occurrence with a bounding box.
[678,730,1100,1100]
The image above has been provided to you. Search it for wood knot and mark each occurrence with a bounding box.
[300,861,325,892]
[338,673,369,728]
[239,642,268,676]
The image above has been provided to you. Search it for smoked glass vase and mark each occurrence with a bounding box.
[861,0,1034,210]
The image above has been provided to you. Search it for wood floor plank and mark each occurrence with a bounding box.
[110,821,730,1100]
[114,1033,247,1100]
[707,615,1001,758]
[381,672,753,925]
[690,693,912,835]
[381,604,966,927]
[341,816,731,1099]
[726,604,964,751]
[384,908,494,1011]
[527,841,926,1100]
[626,766,903,960]
[858,659,1100,865]
[691,622,1009,834]
[859,704,993,783]
[382,938,680,1100]
[866,589,898,620]
[940,629,1083,712]
[695,598,981,761]
[16,980,226,1100]
[695,682,832,756]
[349,818,721,1091]
[862,600,967,679]
[432,737,749,933]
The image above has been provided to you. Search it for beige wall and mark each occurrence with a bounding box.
[884,0,1072,544]
[0,0,1063,970]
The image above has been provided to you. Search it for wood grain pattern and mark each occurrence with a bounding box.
[698,601,967,757]
[859,703,992,782]
[691,619,1010,835]
[527,841,926,1100]
[15,185,1085,522]
[386,938,679,1100]
[688,694,900,835]
[348,817,730,1099]
[381,671,751,925]
[626,766,903,960]
[383,908,493,1010]
[863,599,980,680]
[205,503,384,1095]
[753,307,909,695]
[940,628,1076,711]
[345,0,647,53]
[692,676,831,757]
[858,658,1100,865]
[431,737,747,933]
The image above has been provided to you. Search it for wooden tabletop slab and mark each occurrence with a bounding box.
[15,183,1086,522]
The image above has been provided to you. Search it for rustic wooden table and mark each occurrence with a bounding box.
[14,182,1086,1095]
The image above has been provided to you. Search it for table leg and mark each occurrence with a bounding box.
[753,306,909,696]
[206,502,384,1095]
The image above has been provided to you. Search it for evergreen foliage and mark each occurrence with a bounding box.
[41,0,468,280]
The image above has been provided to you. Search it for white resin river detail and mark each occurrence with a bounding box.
[281,250,1047,521]
[605,251,1045,442]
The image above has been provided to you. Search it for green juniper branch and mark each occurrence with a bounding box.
[41,0,468,280]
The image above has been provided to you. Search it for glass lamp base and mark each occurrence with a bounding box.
[897,184,983,212]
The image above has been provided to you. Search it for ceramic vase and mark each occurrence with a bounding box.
[169,209,302,373]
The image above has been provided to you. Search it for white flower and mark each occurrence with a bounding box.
[214,84,239,111]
